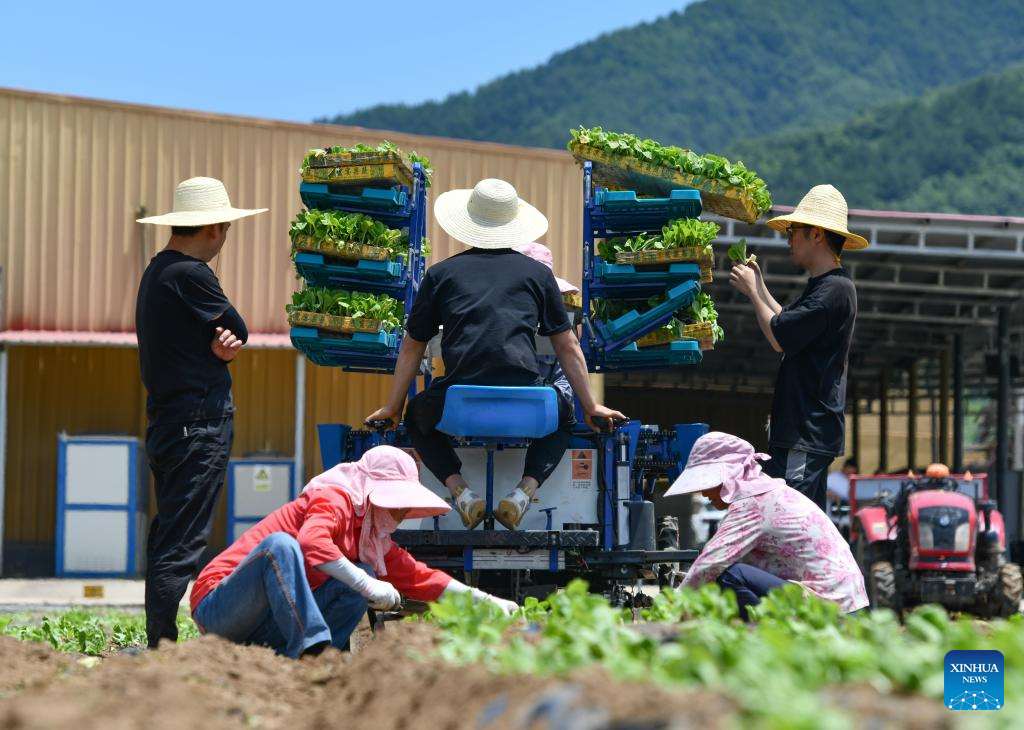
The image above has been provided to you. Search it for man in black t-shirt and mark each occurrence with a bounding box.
[136,177,267,647]
[367,179,625,530]
[729,185,867,511]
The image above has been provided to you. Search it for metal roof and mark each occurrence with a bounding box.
[0,330,291,348]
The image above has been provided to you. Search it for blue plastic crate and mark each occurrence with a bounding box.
[293,252,405,290]
[604,340,702,366]
[593,259,700,285]
[435,385,559,439]
[299,183,408,212]
[595,188,702,217]
[292,325,399,358]
[590,188,703,234]
[594,280,700,343]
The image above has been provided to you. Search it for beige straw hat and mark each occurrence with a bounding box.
[136,177,268,226]
[766,184,868,251]
[434,179,548,249]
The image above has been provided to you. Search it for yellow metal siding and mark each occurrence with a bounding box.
[1,88,583,334]
[302,361,394,483]
[4,346,144,543]
[0,88,587,555]
[3,345,304,549]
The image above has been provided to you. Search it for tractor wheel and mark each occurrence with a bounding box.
[992,562,1023,618]
[869,561,898,611]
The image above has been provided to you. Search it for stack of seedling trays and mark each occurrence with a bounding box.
[567,127,772,225]
[578,161,725,372]
[288,145,430,373]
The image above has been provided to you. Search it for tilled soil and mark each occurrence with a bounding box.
[0,623,956,730]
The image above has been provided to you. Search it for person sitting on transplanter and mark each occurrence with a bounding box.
[189,446,517,658]
[514,242,579,405]
[366,179,625,531]
[665,431,868,619]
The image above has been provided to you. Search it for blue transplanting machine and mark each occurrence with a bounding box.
[301,161,710,600]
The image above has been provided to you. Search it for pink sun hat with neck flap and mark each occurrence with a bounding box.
[665,432,781,504]
[514,242,579,294]
[304,445,450,519]
[359,446,450,518]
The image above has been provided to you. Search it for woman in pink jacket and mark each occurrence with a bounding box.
[666,432,868,618]
[191,446,516,657]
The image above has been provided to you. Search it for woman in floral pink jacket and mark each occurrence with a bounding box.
[667,431,868,618]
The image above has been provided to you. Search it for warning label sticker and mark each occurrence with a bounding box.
[253,467,272,492]
[571,450,593,488]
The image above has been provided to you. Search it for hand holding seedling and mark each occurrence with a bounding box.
[212,327,243,362]
[729,262,759,298]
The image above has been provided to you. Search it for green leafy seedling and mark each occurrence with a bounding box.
[727,238,756,265]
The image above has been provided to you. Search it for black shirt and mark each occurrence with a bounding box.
[768,268,857,456]
[406,249,571,388]
[136,250,248,425]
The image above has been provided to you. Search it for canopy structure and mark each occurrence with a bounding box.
[609,206,1024,521]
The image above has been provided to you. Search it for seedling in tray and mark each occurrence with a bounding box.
[286,286,403,333]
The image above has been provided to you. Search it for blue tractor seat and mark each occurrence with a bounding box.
[436,385,558,439]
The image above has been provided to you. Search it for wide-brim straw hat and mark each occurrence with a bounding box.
[766,184,868,251]
[434,179,548,249]
[137,176,268,226]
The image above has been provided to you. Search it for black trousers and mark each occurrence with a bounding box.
[763,446,831,512]
[144,416,233,647]
[404,384,574,487]
[717,563,787,620]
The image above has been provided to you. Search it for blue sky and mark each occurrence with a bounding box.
[1,0,693,123]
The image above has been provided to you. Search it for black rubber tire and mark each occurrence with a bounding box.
[993,562,1023,618]
[869,561,898,611]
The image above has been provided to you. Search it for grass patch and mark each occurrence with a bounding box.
[0,608,199,655]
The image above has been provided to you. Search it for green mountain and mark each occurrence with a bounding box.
[324,0,1024,152]
[727,64,1024,213]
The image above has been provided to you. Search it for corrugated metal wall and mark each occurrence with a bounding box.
[5,347,145,543]
[0,87,583,335]
[0,88,588,564]
[4,346,300,549]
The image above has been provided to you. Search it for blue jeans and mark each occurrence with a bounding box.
[193,532,371,658]
[717,563,787,620]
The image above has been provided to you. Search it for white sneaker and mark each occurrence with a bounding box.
[495,487,533,530]
[452,487,485,529]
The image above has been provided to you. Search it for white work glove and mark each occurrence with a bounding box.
[362,578,402,611]
[483,594,519,616]
[315,557,402,610]
[443,579,519,616]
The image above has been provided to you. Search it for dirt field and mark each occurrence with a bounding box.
[0,622,956,730]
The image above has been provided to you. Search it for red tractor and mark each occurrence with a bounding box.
[850,465,1022,617]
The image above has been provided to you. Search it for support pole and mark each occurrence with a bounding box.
[908,360,918,472]
[879,369,889,473]
[953,334,965,472]
[0,347,7,575]
[940,349,951,466]
[851,379,861,467]
[996,308,1010,509]
[293,353,306,496]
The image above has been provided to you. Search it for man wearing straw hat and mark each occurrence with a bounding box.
[728,185,867,511]
[135,177,267,648]
[367,179,625,530]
